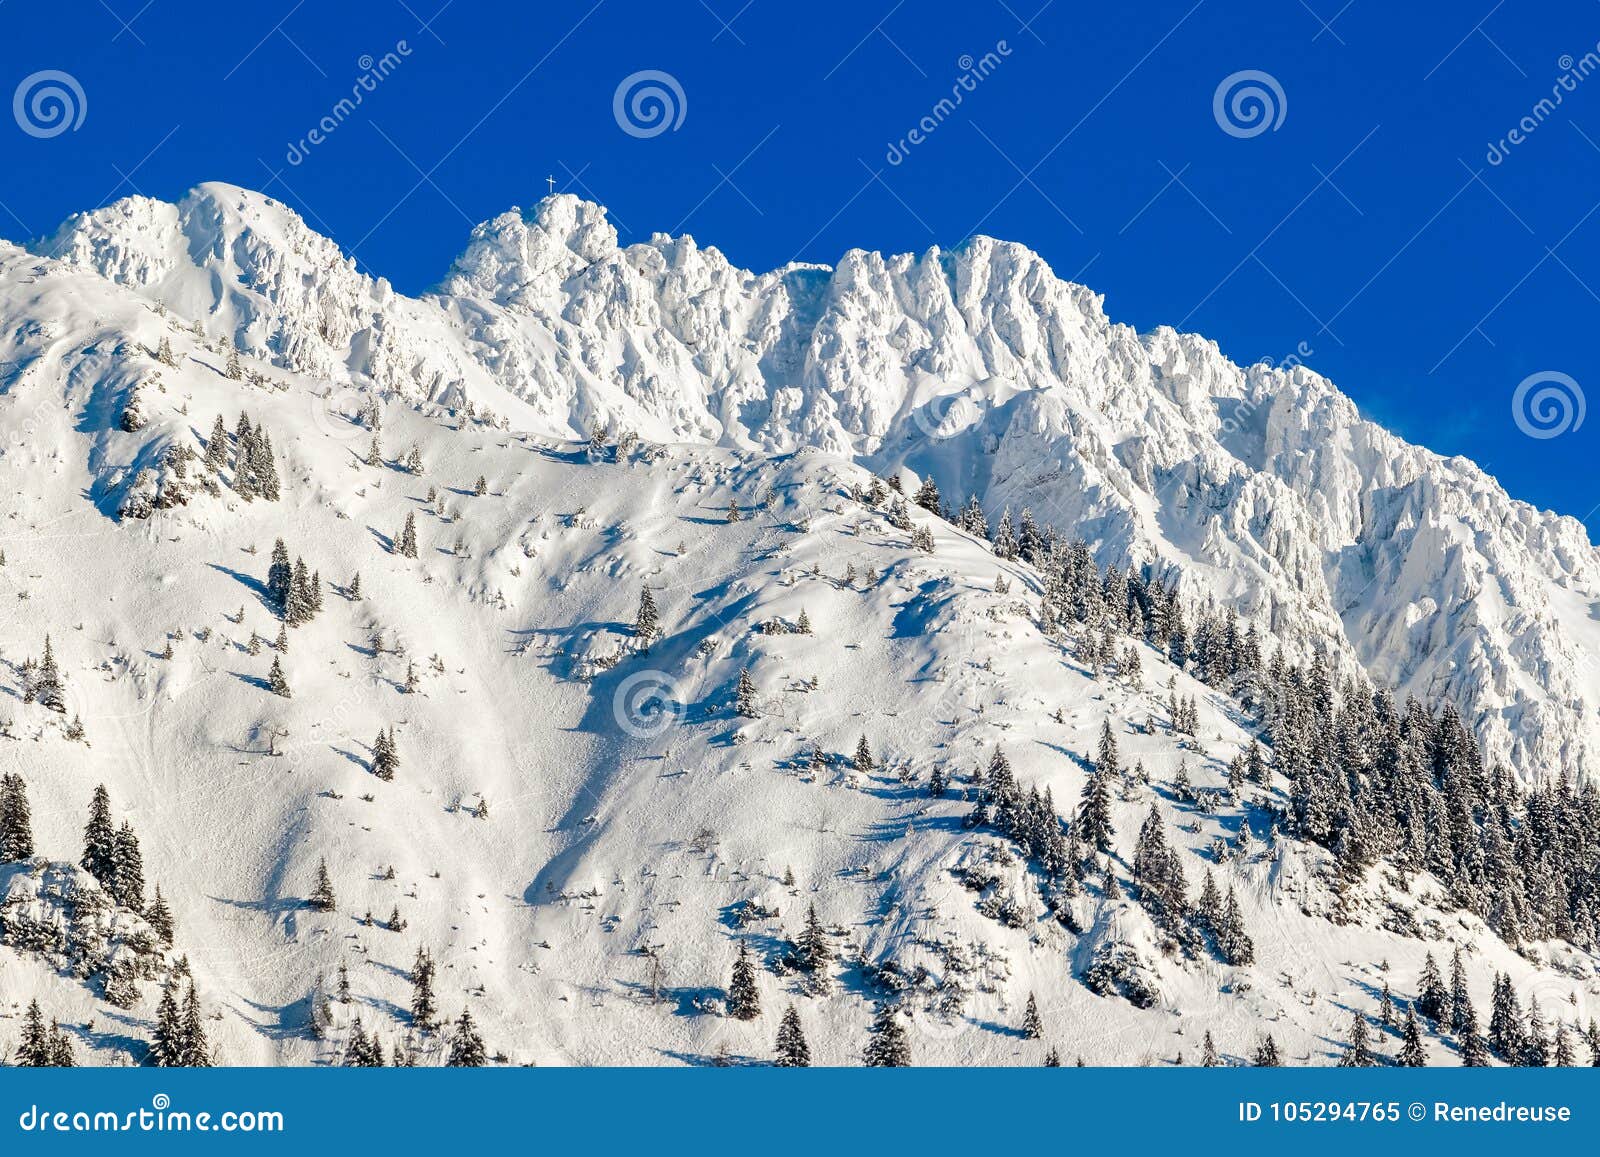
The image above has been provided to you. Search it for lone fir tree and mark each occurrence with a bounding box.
[863,1002,911,1067]
[308,858,336,911]
[726,941,761,1021]
[775,1005,810,1067]
[735,668,757,717]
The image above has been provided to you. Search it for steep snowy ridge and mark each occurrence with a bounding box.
[29,182,1597,783]
[0,232,1596,1068]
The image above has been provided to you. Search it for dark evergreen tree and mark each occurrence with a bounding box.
[1458,997,1491,1067]
[727,941,761,1020]
[410,946,438,1030]
[82,784,116,885]
[793,902,834,987]
[853,735,874,778]
[181,982,212,1066]
[150,979,184,1067]
[308,858,336,912]
[146,885,176,944]
[266,538,292,613]
[634,587,659,648]
[371,728,399,781]
[0,773,35,862]
[109,821,145,910]
[775,1005,811,1067]
[447,1009,487,1067]
[862,1003,911,1067]
[735,668,758,717]
[1336,1012,1378,1067]
[1397,1006,1428,1067]
[1416,952,1449,1025]
[14,1001,51,1067]
[1022,992,1043,1040]
[205,414,229,472]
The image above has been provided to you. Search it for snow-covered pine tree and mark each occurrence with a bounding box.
[0,773,36,861]
[1416,952,1449,1026]
[1336,1011,1378,1067]
[862,1002,911,1067]
[735,668,758,717]
[1397,1006,1428,1067]
[252,430,280,500]
[634,587,659,648]
[398,511,418,558]
[852,735,873,778]
[447,1009,487,1066]
[775,1005,810,1066]
[181,982,212,1066]
[266,539,292,613]
[371,728,399,780]
[146,885,176,944]
[268,656,291,698]
[205,414,229,472]
[120,385,148,432]
[992,509,1017,559]
[14,1001,50,1066]
[793,902,834,990]
[1022,992,1043,1040]
[1459,998,1491,1066]
[150,979,184,1066]
[411,946,438,1030]
[286,558,315,625]
[34,635,66,713]
[109,821,145,910]
[727,941,761,1020]
[308,858,336,911]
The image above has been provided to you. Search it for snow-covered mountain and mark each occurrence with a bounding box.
[1,184,1597,1068]
[34,183,1600,784]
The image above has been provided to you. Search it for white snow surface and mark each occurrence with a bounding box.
[0,186,1595,1066]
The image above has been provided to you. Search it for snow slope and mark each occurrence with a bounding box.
[31,184,1600,785]
[0,196,1596,1067]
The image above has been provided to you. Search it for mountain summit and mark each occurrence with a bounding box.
[31,182,1596,782]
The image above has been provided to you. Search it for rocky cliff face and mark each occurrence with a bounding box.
[31,182,1600,780]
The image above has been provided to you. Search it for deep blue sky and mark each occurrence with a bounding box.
[4,0,1598,525]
